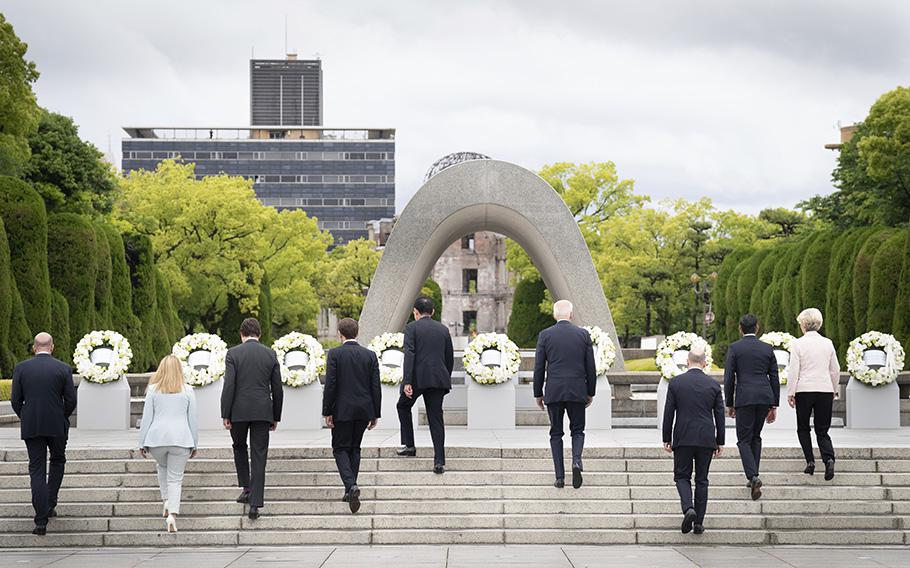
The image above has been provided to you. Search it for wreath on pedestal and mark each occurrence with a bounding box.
[368,332,405,386]
[74,330,133,384]
[463,333,521,385]
[273,332,326,387]
[583,325,617,377]
[655,332,713,380]
[172,333,227,387]
[759,331,795,385]
[847,331,905,387]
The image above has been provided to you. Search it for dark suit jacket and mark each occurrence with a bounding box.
[323,340,382,422]
[663,368,725,449]
[402,316,454,392]
[723,335,780,408]
[533,320,597,404]
[221,339,284,423]
[11,353,77,440]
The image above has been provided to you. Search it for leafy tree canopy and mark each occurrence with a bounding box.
[0,14,39,176]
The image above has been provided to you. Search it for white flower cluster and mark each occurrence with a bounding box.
[846,331,906,387]
[172,333,227,387]
[583,325,617,377]
[368,332,405,386]
[273,332,326,387]
[74,330,133,384]
[655,332,713,380]
[759,331,795,385]
[463,332,521,385]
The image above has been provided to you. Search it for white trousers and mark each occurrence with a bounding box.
[147,446,192,514]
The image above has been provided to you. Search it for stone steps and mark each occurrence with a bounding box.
[1,446,909,546]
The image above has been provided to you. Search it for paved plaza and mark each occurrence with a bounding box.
[3,545,910,567]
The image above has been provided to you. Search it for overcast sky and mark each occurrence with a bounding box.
[4,0,909,213]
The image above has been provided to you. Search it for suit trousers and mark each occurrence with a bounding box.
[673,446,714,524]
[735,405,769,480]
[397,388,446,465]
[547,401,586,480]
[230,421,270,508]
[795,392,835,464]
[147,446,192,514]
[332,420,369,492]
[25,436,67,527]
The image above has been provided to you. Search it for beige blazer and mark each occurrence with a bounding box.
[786,331,840,397]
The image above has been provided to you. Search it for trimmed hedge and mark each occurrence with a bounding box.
[853,229,895,334]
[800,232,835,314]
[46,213,96,346]
[836,228,877,359]
[824,231,856,350]
[92,223,113,330]
[714,248,753,346]
[750,249,778,323]
[723,256,752,342]
[257,276,273,346]
[866,230,907,332]
[0,176,52,334]
[8,279,31,365]
[780,236,817,335]
[50,289,71,365]
[124,232,158,371]
[507,278,555,348]
[893,229,910,355]
[736,249,768,319]
[157,273,183,345]
[0,218,12,376]
[762,244,793,333]
[407,279,444,324]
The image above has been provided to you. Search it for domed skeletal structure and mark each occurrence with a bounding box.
[424,152,491,183]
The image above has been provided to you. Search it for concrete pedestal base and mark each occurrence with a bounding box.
[76,378,130,431]
[587,376,613,430]
[193,380,224,430]
[656,377,669,430]
[846,377,900,429]
[282,382,324,430]
[765,388,796,430]
[468,377,516,430]
[376,383,410,431]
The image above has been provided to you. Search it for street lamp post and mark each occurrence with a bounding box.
[691,272,718,340]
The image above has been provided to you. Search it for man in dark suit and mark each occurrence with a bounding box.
[663,346,725,535]
[11,332,77,536]
[396,296,454,474]
[221,318,283,520]
[323,318,381,514]
[724,314,779,500]
[533,300,596,489]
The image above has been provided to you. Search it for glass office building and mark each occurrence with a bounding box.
[121,126,395,245]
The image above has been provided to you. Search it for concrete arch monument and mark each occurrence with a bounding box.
[359,159,625,370]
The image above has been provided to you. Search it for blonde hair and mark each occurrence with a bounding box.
[149,355,186,394]
[797,308,824,333]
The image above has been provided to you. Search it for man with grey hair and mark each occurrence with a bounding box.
[11,333,77,536]
[533,299,597,488]
[663,345,725,535]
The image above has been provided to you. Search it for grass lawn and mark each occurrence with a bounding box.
[0,379,11,401]
[623,357,723,372]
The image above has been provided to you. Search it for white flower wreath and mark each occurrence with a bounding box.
[368,332,405,386]
[655,332,713,380]
[273,332,325,387]
[172,333,227,387]
[759,331,795,385]
[73,330,133,384]
[846,331,906,387]
[583,325,617,377]
[463,332,521,385]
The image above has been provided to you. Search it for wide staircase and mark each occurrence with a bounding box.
[1,445,909,547]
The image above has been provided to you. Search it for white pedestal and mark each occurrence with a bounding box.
[467,376,516,430]
[281,382,324,430]
[586,376,613,430]
[76,378,131,430]
[765,388,796,429]
[377,383,400,430]
[846,377,900,429]
[656,377,669,430]
[193,380,224,430]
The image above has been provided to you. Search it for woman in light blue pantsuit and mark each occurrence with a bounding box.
[139,355,198,533]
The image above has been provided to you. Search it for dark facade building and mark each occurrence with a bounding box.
[122,126,395,245]
[250,56,323,126]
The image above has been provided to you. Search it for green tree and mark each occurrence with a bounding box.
[800,232,835,313]
[7,280,31,365]
[836,228,877,358]
[761,244,793,333]
[0,176,52,333]
[866,230,907,332]
[736,249,769,318]
[408,279,443,323]
[258,276,273,345]
[23,110,118,214]
[714,248,753,346]
[780,236,817,334]
[853,229,895,334]
[92,223,113,330]
[124,232,157,371]
[892,229,910,353]
[507,278,555,347]
[49,289,71,365]
[99,224,144,360]
[316,239,381,320]
[46,213,96,344]
[824,231,856,350]
[758,208,811,238]
[750,248,780,323]
[0,14,40,176]
[0,218,12,375]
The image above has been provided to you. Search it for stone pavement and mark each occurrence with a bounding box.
[2,545,909,567]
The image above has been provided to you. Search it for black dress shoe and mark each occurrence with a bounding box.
[32,525,47,536]
[48,508,57,518]
[236,490,251,504]
[693,524,705,535]
[824,459,835,481]
[433,464,445,475]
[750,476,763,501]
[349,485,361,514]
[746,479,752,488]
[681,508,696,534]
[554,478,565,488]
[342,492,351,502]
[572,465,583,489]
[397,447,417,457]
[248,506,260,520]
[804,462,816,475]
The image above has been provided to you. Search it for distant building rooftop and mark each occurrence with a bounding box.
[122,126,395,141]
[825,124,858,150]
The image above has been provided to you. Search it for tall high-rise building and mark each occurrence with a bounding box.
[250,55,323,126]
